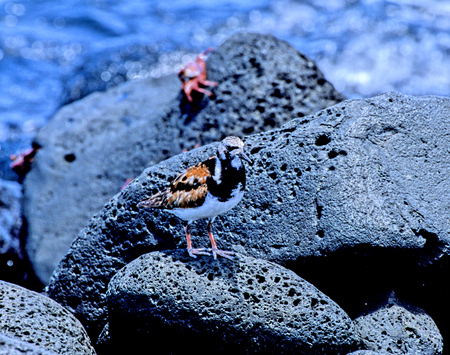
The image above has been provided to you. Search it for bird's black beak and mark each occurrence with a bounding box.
[240,151,253,164]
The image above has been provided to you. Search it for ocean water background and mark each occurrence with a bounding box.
[1,0,450,179]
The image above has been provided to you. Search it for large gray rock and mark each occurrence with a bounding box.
[23,73,180,285]
[353,293,443,354]
[45,92,450,342]
[24,31,344,285]
[0,281,96,355]
[105,250,359,354]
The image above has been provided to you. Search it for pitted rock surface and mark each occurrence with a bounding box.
[46,92,450,340]
[105,250,358,354]
[24,31,344,284]
[0,281,96,355]
[0,333,58,355]
[196,31,346,143]
[353,294,443,355]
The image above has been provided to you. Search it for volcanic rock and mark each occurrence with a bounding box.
[104,250,359,354]
[46,92,450,343]
[353,293,443,354]
[24,31,344,284]
[0,280,96,355]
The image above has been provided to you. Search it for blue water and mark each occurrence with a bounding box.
[1,0,450,179]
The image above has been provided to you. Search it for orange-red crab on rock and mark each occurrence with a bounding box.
[178,47,218,102]
[10,144,40,179]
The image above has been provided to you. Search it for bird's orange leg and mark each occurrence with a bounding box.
[207,220,234,260]
[186,224,210,258]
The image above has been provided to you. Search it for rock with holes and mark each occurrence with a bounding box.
[0,333,58,355]
[24,31,344,285]
[347,351,384,355]
[194,31,345,141]
[353,293,443,355]
[45,92,450,342]
[103,250,359,354]
[0,280,96,355]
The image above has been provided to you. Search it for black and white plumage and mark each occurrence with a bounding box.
[138,136,252,260]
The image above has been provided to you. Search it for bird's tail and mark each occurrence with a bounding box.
[137,190,167,208]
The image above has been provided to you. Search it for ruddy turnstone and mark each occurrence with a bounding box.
[138,136,252,260]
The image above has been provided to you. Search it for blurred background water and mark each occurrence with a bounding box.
[1,0,450,180]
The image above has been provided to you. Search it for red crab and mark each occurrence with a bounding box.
[182,143,200,153]
[121,178,134,191]
[10,144,40,178]
[178,47,218,102]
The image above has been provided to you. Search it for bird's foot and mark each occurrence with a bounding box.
[187,247,211,258]
[210,248,234,260]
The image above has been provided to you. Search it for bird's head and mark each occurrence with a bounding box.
[218,136,252,164]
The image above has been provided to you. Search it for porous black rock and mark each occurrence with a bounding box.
[353,293,443,354]
[197,31,346,141]
[0,179,22,255]
[104,250,359,354]
[24,31,344,284]
[0,179,38,289]
[45,92,450,344]
[0,280,96,355]
[0,333,58,355]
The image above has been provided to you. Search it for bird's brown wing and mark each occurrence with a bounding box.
[138,157,215,209]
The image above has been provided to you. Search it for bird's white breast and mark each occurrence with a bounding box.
[168,185,244,223]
